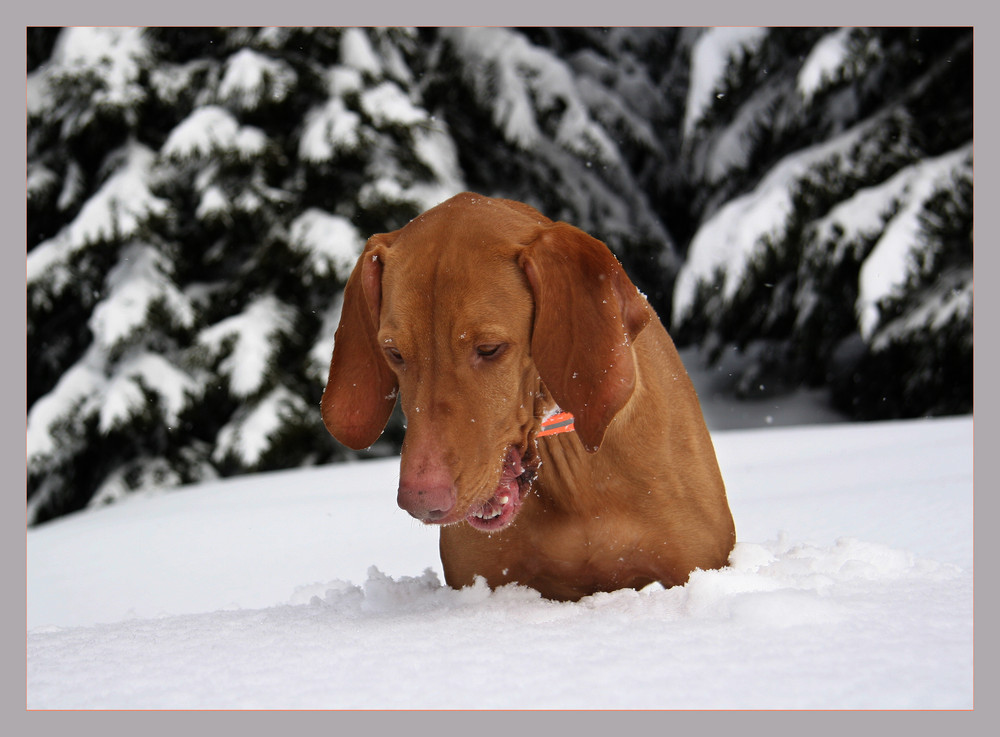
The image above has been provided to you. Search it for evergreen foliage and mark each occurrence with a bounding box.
[670,27,972,413]
[26,27,973,524]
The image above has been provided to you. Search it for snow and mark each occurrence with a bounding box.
[441,27,619,165]
[26,350,105,463]
[809,157,915,263]
[88,243,194,352]
[682,346,850,429]
[308,296,343,383]
[26,163,58,202]
[25,235,74,303]
[99,352,197,434]
[870,269,972,352]
[161,105,268,161]
[358,159,465,216]
[794,142,972,344]
[328,65,364,97]
[90,456,196,510]
[46,27,149,110]
[98,360,158,434]
[700,85,781,183]
[797,28,852,103]
[56,160,84,212]
[441,28,540,149]
[339,27,383,78]
[27,409,972,709]
[683,27,768,139]
[298,63,370,163]
[26,343,197,495]
[213,386,309,467]
[672,113,913,326]
[360,81,428,127]
[574,71,661,153]
[27,143,169,301]
[195,184,229,221]
[197,295,296,399]
[70,142,168,244]
[218,48,297,111]
[299,97,363,162]
[856,145,973,339]
[412,123,465,196]
[289,209,364,281]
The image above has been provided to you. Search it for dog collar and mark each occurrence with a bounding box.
[537,411,575,437]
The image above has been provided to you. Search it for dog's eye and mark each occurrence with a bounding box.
[476,344,505,359]
[384,347,404,365]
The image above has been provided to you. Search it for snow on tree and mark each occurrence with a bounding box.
[196,295,298,403]
[217,48,298,113]
[422,27,680,301]
[288,208,362,282]
[796,28,854,104]
[26,27,973,524]
[669,27,972,417]
[26,27,462,524]
[88,242,195,354]
[672,107,925,329]
[682,27,769,140]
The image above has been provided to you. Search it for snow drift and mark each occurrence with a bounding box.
[27,415,973,709]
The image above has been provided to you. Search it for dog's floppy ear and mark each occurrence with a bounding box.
[519,222,652,452]
[321,233,399,450]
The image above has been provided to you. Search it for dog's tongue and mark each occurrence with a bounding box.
[465,448,525,531]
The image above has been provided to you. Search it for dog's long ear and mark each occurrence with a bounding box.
[519,222,652,452]
[321,233,399,450]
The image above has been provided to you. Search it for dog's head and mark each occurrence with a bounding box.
[321,192,651,530]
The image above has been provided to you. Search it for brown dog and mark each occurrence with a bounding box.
[322,192,735,601]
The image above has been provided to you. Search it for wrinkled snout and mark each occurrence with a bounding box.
[397,464,457,523]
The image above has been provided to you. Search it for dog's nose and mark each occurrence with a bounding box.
[397,479,456,523]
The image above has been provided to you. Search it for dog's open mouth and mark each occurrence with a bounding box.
[465,446,534,532]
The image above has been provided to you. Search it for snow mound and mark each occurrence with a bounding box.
[296,534,958,629]
[27,417,972,708]
[27,534,970,709]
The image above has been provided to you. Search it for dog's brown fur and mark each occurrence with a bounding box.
[322,192,735,601]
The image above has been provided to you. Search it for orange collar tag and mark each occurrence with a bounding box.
[537,411,575,437]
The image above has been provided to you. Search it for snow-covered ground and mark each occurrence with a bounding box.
[27,390,973,709]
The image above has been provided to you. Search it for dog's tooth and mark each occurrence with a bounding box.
[499,495,509,505]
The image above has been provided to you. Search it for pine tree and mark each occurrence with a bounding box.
[420,26,682,305]
[26,27,464,523]
[669,27,973,414]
